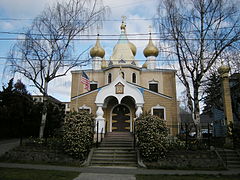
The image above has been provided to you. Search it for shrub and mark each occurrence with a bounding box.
[63,111,94,160]
[166,137,185,151]
[135,114,168,162]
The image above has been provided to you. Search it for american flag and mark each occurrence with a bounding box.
[81,71,90,91]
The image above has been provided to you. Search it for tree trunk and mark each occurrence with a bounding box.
[39,81,48,138]
[193,86,201,139]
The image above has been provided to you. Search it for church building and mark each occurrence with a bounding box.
[70,20,178,136]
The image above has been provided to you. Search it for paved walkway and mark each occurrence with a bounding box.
[0,139,20,157]
[0,162,240,176]
[73,173,135,180]
[1,139,240,179]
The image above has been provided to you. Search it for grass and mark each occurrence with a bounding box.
[0,157,83,167]
[0,168,79,180]
[136,174,240,180]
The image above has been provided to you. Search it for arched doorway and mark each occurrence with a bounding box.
[111,104,131,132]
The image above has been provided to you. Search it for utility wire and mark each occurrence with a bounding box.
[0,56,177,62]
[0,37,237,41]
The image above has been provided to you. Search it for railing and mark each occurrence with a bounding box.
[133,120,136,149]
[182,123,213,150]
[96,121,99,148]
[96,121,107,148]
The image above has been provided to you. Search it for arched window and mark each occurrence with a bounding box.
[121,72,125,79]
[108,73,112,84]
[132,73,136,83]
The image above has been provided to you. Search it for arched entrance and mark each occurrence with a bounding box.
[111,104,131,132]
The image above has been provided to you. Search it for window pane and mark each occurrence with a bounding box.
[149,84,158,93]
[108,73,112,83]
[90,84,97,91]
[132,73,136,83]
[153,109,164,119]
[79,109,90,113]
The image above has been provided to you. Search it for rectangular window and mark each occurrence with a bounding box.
[90,84,97,91]
[149,83,158,93]
[153,109,164,119]
[78,109,90,113]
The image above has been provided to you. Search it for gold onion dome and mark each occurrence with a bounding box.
[128,42,137,56]
[218,64,230,75]
[142,62,147,68]
[90,34,105,58]
[143,33,159,57]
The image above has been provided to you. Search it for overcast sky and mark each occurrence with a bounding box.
[0,0,175,102]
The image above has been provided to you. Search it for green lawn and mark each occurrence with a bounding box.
[136,174,240,180]
[0,168,79,180]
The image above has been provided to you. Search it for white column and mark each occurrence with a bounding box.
[147,56,156,70]
[92,57,102,70]
[135,104,143,118]
[95,103,105,133]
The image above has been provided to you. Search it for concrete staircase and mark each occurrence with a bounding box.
[217,149,240,169]
[90,132,137,167]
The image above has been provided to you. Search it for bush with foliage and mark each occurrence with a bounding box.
[135,114,168,162]
[0,79,64,139]
[63,111,94,160]
[166,137,185,151]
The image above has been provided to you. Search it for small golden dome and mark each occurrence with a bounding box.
[90,34,105,58]
[143,34,159,57]
[128,42,137,56]
[218,64,230,75]
[142,62,147,68]
[101,59,108,69]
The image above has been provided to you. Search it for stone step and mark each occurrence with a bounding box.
[91,157,136,161]
[227,165,240,169]
[100,144,133,148]
[90,132,136,167]
[103,138,133,141]
[90,161,137,166]
[96,147,134,150]
[101,141,133,144]
[104,137,133,139]
[227,161,240,165]
[93,151,136,155]
[93,151,135,154]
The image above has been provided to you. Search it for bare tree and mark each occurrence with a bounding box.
[156,0,240,137]
[7,0,109,138]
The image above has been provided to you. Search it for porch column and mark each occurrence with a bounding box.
[135,104,143,118]
[96,103,105,133]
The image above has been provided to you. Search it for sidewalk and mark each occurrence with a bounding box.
[0,162,240,175]
[0,139,20,157]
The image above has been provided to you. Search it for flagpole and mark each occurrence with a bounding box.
[76,68,81,111]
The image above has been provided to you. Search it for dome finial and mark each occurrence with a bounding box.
[120,16,127,31]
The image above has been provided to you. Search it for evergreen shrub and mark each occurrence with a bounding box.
[135,114,168,162]
[63,111,94,160]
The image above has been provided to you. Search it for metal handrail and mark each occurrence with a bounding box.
[105,121,108,135]
[96,121,99,148]
[133,120,136,149]
[101,127,103,142]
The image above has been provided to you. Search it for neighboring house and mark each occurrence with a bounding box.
[32,95,62,104]
[62,102,70,114]
[70,21,178,136]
